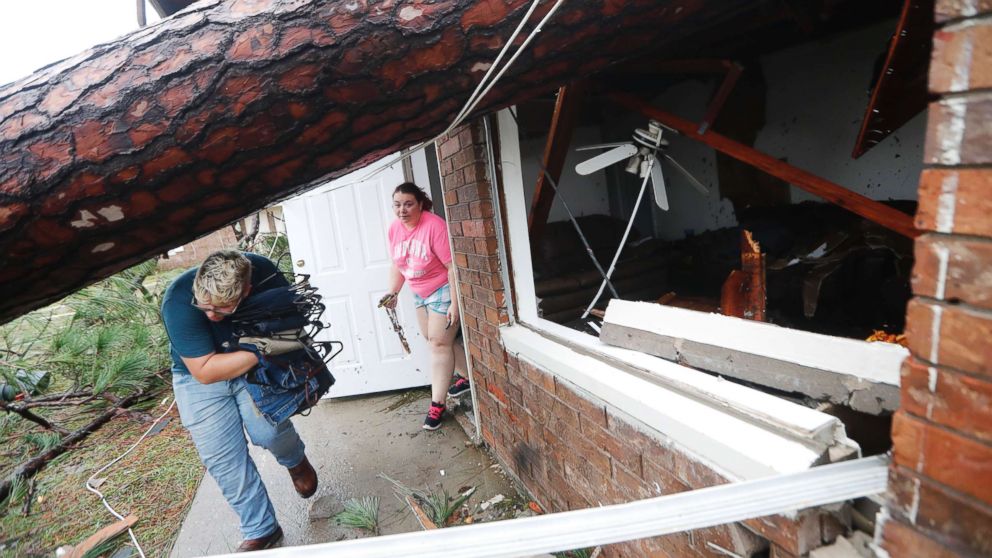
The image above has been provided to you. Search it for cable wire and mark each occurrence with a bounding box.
[84,396,177,558]
[358,0,567,182]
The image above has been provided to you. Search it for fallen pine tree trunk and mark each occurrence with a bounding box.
[0,0,753,324]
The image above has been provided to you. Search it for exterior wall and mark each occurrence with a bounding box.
[881,4,992,556]
[437,120,843,557]
[157,226,238,271]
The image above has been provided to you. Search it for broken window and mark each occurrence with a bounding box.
[498,14,922,461]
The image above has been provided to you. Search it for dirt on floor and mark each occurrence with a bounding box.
[170,388,540,556]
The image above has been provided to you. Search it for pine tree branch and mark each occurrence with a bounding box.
[0,401,69,435]
[0,390,144,503]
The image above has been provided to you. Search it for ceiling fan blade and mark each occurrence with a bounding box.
[663,154,709,195]
[575,143,638,175]
[575,142,634,151]
[650,158,669,211]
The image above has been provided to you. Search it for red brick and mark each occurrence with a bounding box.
[916,169,992,237]
[882,518,966,558]
[892,411,992,504]
[460,219,486,238]
[935,0,992,22]
[554,377,607,428]
[462,161,487,185]
[902,357,992,443]
[924,96,992,166]
[443,189,458,206]
[453,252,469,268]
[456,182,491,203]
[466,253,494,272]
[914,235,992,309]
[486,381,509,406]
[581,414,641,475]
[461,297,484,319]
[440,157,454,176]
[522,359,556,394]
[437,134,460,160]
[930,20,992,93]
[446,202,470,222]
[611,461,652,500]
[906,299,992,377]
[452,236,476,254]
[888,466,992,556]
[484,306,501,324]
[474,237,499,255]
[562,437,612,486]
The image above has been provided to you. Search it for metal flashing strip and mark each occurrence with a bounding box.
[209,456,888,558]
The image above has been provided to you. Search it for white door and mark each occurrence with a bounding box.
[282,156,432,397]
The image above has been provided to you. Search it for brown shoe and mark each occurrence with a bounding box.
[288,456,318,498]
[237,526,283,552]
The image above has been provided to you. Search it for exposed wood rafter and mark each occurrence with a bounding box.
[527,81,586,249]
[852,0,934,158]
[608,91,920,238]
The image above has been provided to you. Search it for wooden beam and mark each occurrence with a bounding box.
[67,515,139,558]
[740,230,766,321]
[608,91,920,238]
[698,62,743,134]
[720,231,766,321]
[528,81,587,248]
[852,0,934,158]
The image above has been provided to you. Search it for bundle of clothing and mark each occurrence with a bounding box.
[228,276,340,423]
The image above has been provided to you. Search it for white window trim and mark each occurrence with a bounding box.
[492,108,907,480]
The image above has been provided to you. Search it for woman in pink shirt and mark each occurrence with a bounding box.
[383,182,470,429]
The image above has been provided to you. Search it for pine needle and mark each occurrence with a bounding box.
[335,496,380,535]
[380,473,475,527]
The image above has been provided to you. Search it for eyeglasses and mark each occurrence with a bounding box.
[191,295,243,317]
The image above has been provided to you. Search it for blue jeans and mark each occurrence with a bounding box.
[172,373,305,540]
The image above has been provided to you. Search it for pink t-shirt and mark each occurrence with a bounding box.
[388,211,452,298]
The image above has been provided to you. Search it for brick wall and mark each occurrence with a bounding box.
[156,226,238,271]
[437,120,845,557]
[881,4,992,556]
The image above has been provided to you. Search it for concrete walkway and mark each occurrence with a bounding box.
[170,389,518,557]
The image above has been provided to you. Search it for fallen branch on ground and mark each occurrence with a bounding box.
[0,390,143,503]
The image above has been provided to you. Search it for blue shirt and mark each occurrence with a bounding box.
[161,253,289,375]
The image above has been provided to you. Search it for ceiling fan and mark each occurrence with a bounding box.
[574,120,709,210]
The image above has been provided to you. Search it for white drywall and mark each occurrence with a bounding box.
[519,126,612,222]
[643,80,739,240]
[757,19,926,204]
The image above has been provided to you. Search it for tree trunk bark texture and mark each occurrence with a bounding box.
[0,0,748,323]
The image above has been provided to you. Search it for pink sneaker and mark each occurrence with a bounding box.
[423,401,445,430]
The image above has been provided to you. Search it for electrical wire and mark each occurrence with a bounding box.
[84,396,177,558]
[358,0,568,182]
[581,130,664,319]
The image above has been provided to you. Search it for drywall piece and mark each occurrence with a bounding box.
[600,300,904,414]
[501,325,860,481]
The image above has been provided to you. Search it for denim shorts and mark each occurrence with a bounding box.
[413,284,451,315]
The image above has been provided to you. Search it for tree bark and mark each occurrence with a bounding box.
[0,0,751,324]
